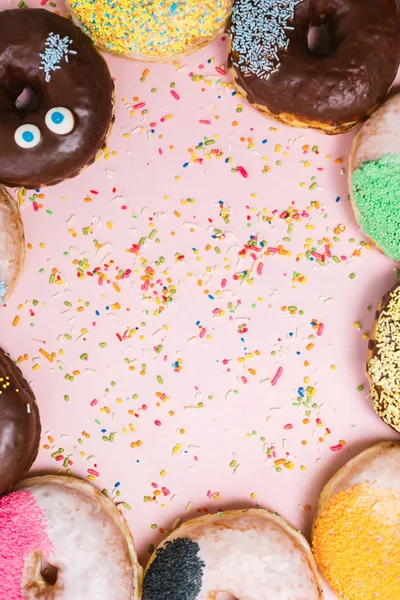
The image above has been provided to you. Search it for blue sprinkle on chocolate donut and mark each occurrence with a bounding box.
[228,0,400,134]
[0,9,114,188]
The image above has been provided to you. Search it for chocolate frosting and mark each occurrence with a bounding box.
[0,9,114,188]
[0,348,41,495]
[229,0,400,129]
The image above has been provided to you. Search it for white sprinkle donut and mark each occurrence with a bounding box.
[143,508,322,599]
[0,475,142,599]
[312,441,400,599]
[0,185,25,304]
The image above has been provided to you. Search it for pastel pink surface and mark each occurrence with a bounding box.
[0,3,399,599]
[0,491,53,599]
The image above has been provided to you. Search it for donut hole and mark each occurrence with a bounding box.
[40,556,58,586]
[15,86,38,114]
[307,23,331,56]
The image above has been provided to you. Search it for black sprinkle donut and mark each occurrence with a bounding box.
[228,0,400,134]
[143,510,322,599]
[0,9,114,188]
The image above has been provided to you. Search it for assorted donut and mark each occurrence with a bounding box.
[0,475,142,599]
[143,509,322,600]
[0,9,114,188]
[312,442,400,599]
[0,346,40,496]
[1,0,400,598]
[228,0,400,134]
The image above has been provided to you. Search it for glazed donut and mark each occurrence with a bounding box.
[312,442,400,600]
[349,92,400,260]
[0,475,142,599]
[143,508,322,599]
[228,0,400,135]
[367,281,400,432]
[0,347,40,496]
[0,186,25,304]
[0,9,114,189]
[67,0,233,62]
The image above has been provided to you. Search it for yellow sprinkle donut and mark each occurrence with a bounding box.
[312,442,400,599]
[67,0,233,62]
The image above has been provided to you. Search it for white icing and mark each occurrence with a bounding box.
[176,512,320,600]
[45,107,75,135]
[351,94,400,172]
[329,443,400,496]
[24,481,134,600]
[14,124,41,149]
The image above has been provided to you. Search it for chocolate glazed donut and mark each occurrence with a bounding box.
[228,0,400,134]
[0,9,114,188]
[0,347,41,495]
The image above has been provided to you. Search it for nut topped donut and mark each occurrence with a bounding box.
[228,0,400,134]
[0,186,25,304]
[0,347,40,496]
[0,9,114,189]
[367,280,400,432]
[143,509,322,599]
[0,475,142,599]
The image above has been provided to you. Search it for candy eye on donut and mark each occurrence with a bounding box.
[14,124,41,149]
[45,107,75,135]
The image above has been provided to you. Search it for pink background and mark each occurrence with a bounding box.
[1,2,399,597]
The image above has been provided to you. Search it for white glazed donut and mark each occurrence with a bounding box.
[312,441,400,599]
[0,185,25,304]
[143,508,322,600]
[349,92,400,260]
[0,475,142,599]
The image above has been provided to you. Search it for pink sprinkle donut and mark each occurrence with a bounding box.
[0,475,142,599]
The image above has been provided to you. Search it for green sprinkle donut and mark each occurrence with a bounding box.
[349,93,400,261]
[352,154,400,260]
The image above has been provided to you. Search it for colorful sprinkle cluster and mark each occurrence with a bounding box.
[1,25,391,575]
[68,0,233,58]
